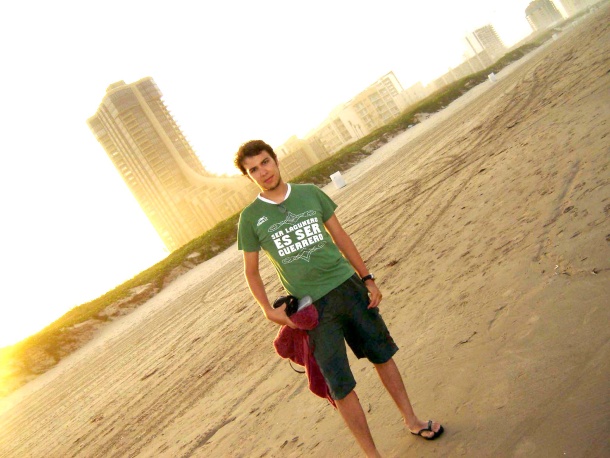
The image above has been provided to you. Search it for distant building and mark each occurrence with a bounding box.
[426,48,495,94]
[351,72,407,132]
[87,77,256,251]
[556,0,598,16]
[311,104,362,154]
[465,25,506,61]
[424,24,510,95]
[526,0,563,31]
[276,136,330,180]
[310,72,407,155]
[401,82,428,108]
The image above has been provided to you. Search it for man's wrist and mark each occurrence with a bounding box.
[361,273,375,283]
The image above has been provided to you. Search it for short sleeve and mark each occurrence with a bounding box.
[312,185,338,222]
[237,211,261,252]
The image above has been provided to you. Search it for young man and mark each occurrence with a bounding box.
[235,140,443,457]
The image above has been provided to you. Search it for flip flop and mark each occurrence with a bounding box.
[411,420,444,440]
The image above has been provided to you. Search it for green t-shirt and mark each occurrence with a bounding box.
[238,183,355,301]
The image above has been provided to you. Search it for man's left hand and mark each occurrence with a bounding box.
[365,282,382,308]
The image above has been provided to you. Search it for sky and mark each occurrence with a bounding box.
[0,0,543,348]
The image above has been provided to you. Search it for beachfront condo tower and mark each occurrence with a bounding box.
[525,0,564,31]
[87,77,256,251]
[465,25,506,61]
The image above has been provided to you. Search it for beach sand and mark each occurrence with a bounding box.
[1,7,609,457]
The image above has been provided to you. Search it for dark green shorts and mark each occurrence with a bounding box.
[308,274,399,400]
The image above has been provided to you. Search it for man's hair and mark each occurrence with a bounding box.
[234,140,277,175]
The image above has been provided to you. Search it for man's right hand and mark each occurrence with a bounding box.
[265,304,297,329]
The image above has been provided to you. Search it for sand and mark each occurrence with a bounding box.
[1,7,609,457]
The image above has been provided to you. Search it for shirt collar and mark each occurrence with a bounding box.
[257,183,291,204]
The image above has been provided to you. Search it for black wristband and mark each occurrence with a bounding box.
[361,274,375,283]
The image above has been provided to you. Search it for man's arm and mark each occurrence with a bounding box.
[324,213,382,308]
[243,251,296,327]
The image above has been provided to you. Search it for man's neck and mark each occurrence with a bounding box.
[260,181,289,203]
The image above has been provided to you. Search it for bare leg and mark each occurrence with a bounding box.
[335,390,382,457]
[374,358,442,439]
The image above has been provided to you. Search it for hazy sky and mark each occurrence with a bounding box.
[0,0,542,347]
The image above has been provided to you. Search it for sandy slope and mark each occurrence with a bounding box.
[1,8,609,458]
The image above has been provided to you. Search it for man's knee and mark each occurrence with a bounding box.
[372,357,394,369]
[334,387,357,403]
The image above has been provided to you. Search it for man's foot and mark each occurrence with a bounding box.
[408,419,444,440]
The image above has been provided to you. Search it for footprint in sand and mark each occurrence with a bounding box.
[516,315,540,340]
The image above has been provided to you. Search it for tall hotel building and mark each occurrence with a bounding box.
[465,25,506,61]
[525,0,563,31]
[88,77,256,251]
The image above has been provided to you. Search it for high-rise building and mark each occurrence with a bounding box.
[351,72,407,132]
[525,0,563,31]
[88,77,256,251]
[556,0,598,16]
[465,25,506,61]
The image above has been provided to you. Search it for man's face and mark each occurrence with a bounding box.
[242,151,282,192]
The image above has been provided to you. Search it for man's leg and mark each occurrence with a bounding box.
[335,390,382,458]
[374,358,442,438]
